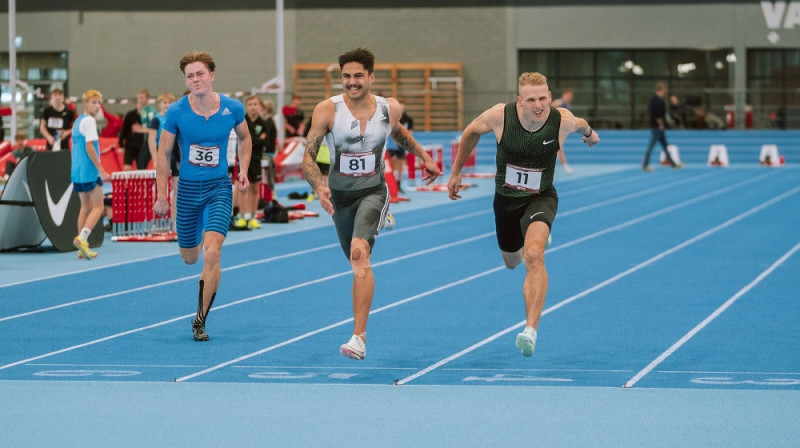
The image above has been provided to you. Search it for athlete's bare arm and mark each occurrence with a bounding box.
[302,100,335,214]
[154,129,176,216]
[234,120,252,191]
[387,97,442,185]
[448,103,505,199]
[558,108,599,148]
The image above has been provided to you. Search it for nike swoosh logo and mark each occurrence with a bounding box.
[543,140,555,145]
[530,212,544,220]
[45,179,73,227]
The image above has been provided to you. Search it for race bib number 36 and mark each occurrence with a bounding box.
[339,151,376,177]
[189,144,220,167]
[504,163,542,193]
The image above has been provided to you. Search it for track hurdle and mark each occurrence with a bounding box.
[660,144,681,166]
[406,144,444,184]
[759,144,784,166]
[111,170,175,241]
[708,144,729,167]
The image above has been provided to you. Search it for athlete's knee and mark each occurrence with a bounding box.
[181,249,201,265]
[350,241,371,278]
[203,244,221,267]
[522,244,545,269]
[502,250,523,270]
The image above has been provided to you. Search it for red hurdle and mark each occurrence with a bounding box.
[111,170,175,241]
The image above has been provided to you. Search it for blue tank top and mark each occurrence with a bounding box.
[164,94,244,181]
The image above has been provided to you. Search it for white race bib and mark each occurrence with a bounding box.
[47,117,64,129]
[339,151,376,177]
[504,163,542,192]
[189,144,220,167]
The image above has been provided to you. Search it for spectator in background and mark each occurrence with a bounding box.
[232,95,269,230]
[259,99,278,206]
[551,88,575,175]
[283,95,306,138]
[643,82,681,172]
[71,90,110,260]
[3,132,34,179]
[39,87,76,151]
[119,89,152,170]
[668,94,689,129]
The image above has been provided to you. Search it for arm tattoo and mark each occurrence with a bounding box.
[392,127,423,158]
[302,132,324,190]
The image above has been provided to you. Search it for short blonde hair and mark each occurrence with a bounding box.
[262,99,274,114]
[82,90,102,102]
[157,92,176,104]
[519,72,548,88]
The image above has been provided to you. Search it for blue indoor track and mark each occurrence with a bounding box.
[1,131,799,447]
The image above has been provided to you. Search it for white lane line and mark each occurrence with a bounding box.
[0,168,700,289]
[174,266,506,382]
[395,185,800,385]
[623,240,800,388]
[0,211,489,322]
[0,171,754,322]
[0,234,495,372]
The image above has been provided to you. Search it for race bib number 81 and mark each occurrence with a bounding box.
[504,163,542,192]
[340,151,376,177]
[189,144,220,167]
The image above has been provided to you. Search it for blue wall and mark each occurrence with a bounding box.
[414,130,800,167]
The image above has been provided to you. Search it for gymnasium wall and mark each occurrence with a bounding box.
[1,3,799,120]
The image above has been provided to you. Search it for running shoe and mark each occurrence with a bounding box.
[672,163,684,170]
[515,326,537,357]
[247,218,262,229]
[382,213,395,231]
[339,334,366,360]
[233,217,247,229]
[192,321,209,342]
[643,166,655,172]
[73,236,97,260]
[547,234,552,248]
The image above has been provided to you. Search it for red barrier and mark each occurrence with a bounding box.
[406,145,444,182]
[451,141,476,172]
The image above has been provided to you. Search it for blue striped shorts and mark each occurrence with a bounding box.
[176,176,232,249]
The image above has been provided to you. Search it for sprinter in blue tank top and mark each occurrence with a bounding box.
[154,51,252,342]
[449,72,600,358]
[301,48,442,360]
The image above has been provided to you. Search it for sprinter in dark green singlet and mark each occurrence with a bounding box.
[448,72,599,358]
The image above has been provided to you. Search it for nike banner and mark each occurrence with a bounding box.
[0,151,103,252]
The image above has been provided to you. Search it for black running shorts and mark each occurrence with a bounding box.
[493,188,558,253]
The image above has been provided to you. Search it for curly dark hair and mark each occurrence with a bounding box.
[338,48,375,74]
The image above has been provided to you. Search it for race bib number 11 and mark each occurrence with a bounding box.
[504,163,542,192]
[189,144,220,167]
[340,151,376,177]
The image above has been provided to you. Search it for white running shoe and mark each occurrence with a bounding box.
[340,334,366,360]
[515,326,537,357]
[382,213,395,231]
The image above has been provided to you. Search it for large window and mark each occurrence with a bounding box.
[748,49,800,129]
[518,49,733,129]
[0,52,69,137]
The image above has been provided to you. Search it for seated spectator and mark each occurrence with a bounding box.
[3,133,34,180]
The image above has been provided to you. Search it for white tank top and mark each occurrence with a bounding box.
[325,94,391,191]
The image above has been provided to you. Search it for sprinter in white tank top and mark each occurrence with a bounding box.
[301,48,442,360]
